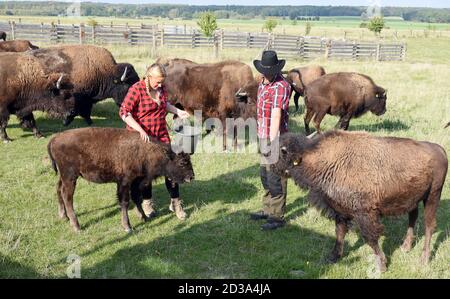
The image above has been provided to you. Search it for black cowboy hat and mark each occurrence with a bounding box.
[253,50,286,76]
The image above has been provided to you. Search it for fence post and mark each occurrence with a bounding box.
[11,21,15,40]
[151,25,157,58]
[324,39,331,60]
[376,44,381,61]
[160,28,164,47]
[299,37,305,59]
[220,29,224,50]
[92,24,96,44]
[401,43,406,61]
[213,32,219,59]
[191,29,196,48]
[79,22,84,44]
[352,41,357,60]
[246,32,251,48]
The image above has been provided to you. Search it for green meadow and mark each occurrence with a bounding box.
[0,16,449,278]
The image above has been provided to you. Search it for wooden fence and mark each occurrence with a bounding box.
[0,21,406,61]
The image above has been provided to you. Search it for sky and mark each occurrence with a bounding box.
[9,0,450,9]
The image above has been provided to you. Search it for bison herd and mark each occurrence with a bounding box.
[0,39,448,274]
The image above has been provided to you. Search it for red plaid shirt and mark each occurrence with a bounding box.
[119,80,170,143]
[257,74,291,139]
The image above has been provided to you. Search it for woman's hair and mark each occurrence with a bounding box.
[145,63,167,106]
[146,63,167,79]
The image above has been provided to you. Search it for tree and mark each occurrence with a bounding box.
[263,19,277,33]
[368,16,385,35]
[197,11,218,38]
[87,18,98,27]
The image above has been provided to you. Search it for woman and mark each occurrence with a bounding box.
[119,63,190,220]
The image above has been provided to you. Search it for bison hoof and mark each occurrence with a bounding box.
[420,252,430,265]
[326,253,341,264]
[124,227,133,234]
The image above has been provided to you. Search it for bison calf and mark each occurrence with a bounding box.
[48,127,195,233]
[303,72,387,134]
[273,131,448,273]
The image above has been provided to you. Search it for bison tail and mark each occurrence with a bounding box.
[47,141,58,174]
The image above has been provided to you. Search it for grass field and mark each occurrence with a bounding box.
[2,15,450,40]
[0,17,449,279]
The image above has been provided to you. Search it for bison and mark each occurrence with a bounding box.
[272,131,448,273]
[30,45,139,126]
[0,52,75,142]
[303,72,387,134]
[47,127,195,233]
[0,40,39,52]
[160,58,259,122]
[283,65,326,113]
[0,31,6,41]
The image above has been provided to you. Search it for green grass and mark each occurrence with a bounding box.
[0,27,450,279]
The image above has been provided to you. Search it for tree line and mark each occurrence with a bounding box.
[1,2,450,23]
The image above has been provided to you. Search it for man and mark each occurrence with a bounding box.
[250,50,291,230]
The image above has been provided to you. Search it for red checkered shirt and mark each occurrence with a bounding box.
[257,74,291,139]
[119,80,170,143]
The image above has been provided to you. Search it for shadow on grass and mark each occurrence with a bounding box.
[78,210,348,278]
[0,254,40,278]
[287,117,410,134]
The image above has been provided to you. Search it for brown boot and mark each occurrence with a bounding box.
[169,198,187,220]
[142,198,157,219]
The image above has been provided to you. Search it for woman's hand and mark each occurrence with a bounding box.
[139,129,150,143]
[177,110,190,120]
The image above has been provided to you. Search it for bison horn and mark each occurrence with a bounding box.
[120,66,128,82]
[235,88,248,97]
[307,132,318,139]
[56,74,63,89]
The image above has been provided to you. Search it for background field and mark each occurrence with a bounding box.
[0,16,449,279]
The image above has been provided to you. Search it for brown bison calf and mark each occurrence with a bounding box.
[303,72,387,134]
[0,40,38,52]
[273,131,448,273]
[283,65,326,113]
[47,128,195,233]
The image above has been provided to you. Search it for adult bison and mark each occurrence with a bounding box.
[161,58,259,122]
[0,52,75,142]
[272,131,448,273]
[283,65,326,113]
[303,72,387,134]
[30,45,139,126]
[0,40,39,52]
[47,127,195,233]
[0,31,6,41]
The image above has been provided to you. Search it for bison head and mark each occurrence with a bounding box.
[36,73,76,119]
[235,80,258,105]
[109,63,140,106]
[370,88,387,116]
[165,150,195,184]
[271,133,317,182]
[285,69,305,95]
